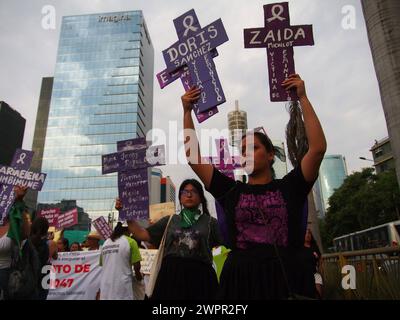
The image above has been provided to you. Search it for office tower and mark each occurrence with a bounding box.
[38,11,154,220]
[0,101,26,165]
[25,77,54,208]
[361,0,400,185]
[314,155,348,217]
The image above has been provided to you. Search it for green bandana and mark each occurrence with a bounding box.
[7,200,27,256]
[179,208,201,228]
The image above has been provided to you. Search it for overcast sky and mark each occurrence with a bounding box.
[0,0,388,200]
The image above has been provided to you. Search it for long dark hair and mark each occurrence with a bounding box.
[111,222,125,241]
[30,217,49,247]
[61,238,70,251]
[252,131,276,178]
[179,179,210,215]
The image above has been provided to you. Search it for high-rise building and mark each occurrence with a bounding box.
[37,11,154,220]
[370,137,395,174]
[25,77,54,208]
[361,0,400,186]
[150,168,176,205]
[228,100,247,147]
[161,176,176,204]
[150,168,162,205]
[314,155,348,217]
[0,101,26,166]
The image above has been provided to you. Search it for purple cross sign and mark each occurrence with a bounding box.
[102,138,165,221]
[244,2,314,102]
[0,149,46,225]
[159,9,228,113]
[157,64,219,124]
[204,139,241,245]
[206,139,241,179]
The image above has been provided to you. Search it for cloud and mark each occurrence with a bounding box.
[0,0,388,207]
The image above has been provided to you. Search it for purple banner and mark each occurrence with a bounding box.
[159,9,228,113]
[0,165,46,191]
[57,208,78,230]
[118,168,149,221]
[92,216,113,240]
[0,149,35,226]
[244,2,314,102]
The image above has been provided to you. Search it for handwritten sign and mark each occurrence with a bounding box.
[0,149,45,225]
[244,2,314,101]
[101,145,165,175]
[139,249,158,275]
[38,208,60,227]
[102,138,166,221]
[57,208,78,230]
[149,202,175,223]
[159,9,228,113]
[92,216,113,240]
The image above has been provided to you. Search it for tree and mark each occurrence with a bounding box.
[321,168,400,250]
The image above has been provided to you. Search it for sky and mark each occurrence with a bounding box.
[0,0,389,209]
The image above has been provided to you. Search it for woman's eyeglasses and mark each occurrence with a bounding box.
[180,189,199,197]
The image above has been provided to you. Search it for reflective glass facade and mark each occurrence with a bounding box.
[38,11,154,220]
[316,155,348,217]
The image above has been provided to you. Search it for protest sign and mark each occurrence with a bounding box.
[149,202,175,222]
[46,250,101,300]
[37,208,60,227]
[56,208,78,230]
[159,9,229,113]
[244,2,314,101]
[0,149,46,225]
[102,138,166,221]
[138,249,158,275]
[92,216,113,240]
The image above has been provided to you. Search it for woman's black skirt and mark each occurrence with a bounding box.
[151,256,218,300]
[217,245,311,300]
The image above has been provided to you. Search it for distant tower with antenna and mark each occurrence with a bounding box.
[228,100,248,147]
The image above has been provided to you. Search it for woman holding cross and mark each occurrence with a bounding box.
[182,74,326,299]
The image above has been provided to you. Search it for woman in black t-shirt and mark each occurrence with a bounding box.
[120,179,224,300]
[181,74,327,299]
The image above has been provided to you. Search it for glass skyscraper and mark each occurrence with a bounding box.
[38,11,154,220]
[314,155,348,217]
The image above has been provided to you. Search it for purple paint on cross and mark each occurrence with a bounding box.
[102,138,165,221]
[244,2,314,102]
[159,9,228,113]
[0,149,46,226]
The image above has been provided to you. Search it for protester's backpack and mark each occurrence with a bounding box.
[8,239,40,300]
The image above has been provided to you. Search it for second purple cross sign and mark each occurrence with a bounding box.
[157,9,229,116]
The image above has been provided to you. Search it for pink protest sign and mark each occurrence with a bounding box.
[57,208,78,230]
[92,216,113,240]
[38,208,60,227]
[244,2,314,102]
